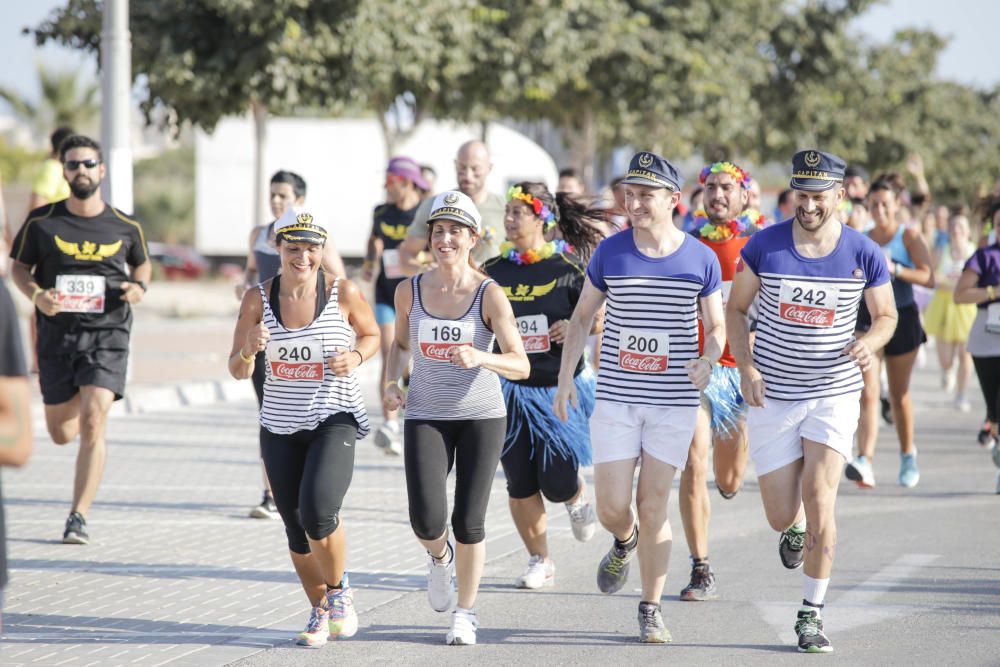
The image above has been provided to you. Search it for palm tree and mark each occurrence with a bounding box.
[0,62,100,144]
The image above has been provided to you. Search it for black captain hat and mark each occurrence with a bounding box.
[620,151,684,191]
[790,150,846,192]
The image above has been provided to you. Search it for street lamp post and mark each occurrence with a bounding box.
[100,0,134,214]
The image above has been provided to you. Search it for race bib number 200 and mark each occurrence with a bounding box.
[778,280,839,328]
[418,319,474,362]
[55,274,106,313]
[266,338,325,382]
[617,328,669,374]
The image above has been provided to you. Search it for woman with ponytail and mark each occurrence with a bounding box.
[482,181,605,590]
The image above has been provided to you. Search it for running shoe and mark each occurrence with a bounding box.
[565,496,597,542]
[326,586,358,639]
[977,420,994,447]
[880,397,894,425]
[374,421,402,456]
[679,561,718,601]
[515,554,555,589]
[844,455,875,488]
[62,511,89,545]
[954,396,971,413]
[794,608,833,653]
[992,441,1000,469]
[718,486,738,500]
[637,601,671,643]
[249,492,278,519]
[427,540,456,612]
[446,608,478,645]
[899,452,920,488]
[597,530,637,594]
[296,602,331,647]
[778,524,805,569]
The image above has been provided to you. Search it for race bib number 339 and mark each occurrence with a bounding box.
[618,328,669,374]
[778,280,839,328]
[418,319,474,362]
[266,338,325,382]
[55,274,106,313]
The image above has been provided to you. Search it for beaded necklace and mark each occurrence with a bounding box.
[695,209,765,242]
[500,239,572,265]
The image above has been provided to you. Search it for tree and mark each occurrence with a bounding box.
[0,62,100,142]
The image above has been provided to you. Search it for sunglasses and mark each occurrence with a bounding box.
[64,159,101,171]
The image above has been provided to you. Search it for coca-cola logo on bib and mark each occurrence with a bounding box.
[618,351,667,373]
[421,343,456,361]
[522,334,550,353]
[271,361,324,381]
[779,303,835,327]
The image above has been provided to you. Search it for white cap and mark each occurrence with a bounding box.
[427,191,482,234]
[274,207,328,244]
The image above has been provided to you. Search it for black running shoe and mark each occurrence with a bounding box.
[249,492,278,519]
[718,486,738,500]
[597,535,636,594]
[778,526,805,569]
[978,420,994,448]
[880,397,893,425]
[63,511,89,545]
[679,562,718,601]
[794,608,833,653]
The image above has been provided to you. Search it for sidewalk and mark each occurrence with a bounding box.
[2,282,999,665]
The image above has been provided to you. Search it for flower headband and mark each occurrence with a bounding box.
[507,185,557,229]
[699,162,751,189]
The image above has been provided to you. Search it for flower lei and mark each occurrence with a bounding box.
[699,161,751,188]
[695,209,766,241]
[500,239,572,265]
[507,185,557,229]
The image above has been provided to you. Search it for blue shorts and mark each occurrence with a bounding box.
[374,302,396,325]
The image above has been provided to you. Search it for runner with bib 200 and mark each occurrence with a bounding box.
[726,150,897,653]
[229,207,379,648]
[554,152,724,644]
[677,161,764,603]
[9,134,151,546]
[382,191,528,646]
[482,181,605,591]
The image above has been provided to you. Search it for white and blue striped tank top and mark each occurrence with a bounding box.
[258,278,370,437]
[404,275,506,420]
[741,222,890,401]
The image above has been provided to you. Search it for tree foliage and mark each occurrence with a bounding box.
[28,0,1000,203]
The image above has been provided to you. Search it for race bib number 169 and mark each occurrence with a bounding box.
[418,319,474,362]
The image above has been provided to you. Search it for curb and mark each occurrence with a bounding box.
[113,378,256,416]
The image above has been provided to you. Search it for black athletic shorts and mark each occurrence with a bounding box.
[36,321,129,404]
[856,302,926,357]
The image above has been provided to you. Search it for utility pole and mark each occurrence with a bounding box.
[100,0,134,213]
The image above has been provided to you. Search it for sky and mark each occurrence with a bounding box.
[1,0,997,107]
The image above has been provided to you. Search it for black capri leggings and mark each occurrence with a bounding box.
[404,417,506,545]
[972,356,1000,424]
[260,412,358,554]
[501,425,580,503]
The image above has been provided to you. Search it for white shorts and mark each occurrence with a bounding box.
[746,392,861,476]
[589,400,698,470]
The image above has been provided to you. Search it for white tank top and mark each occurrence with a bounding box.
[258,278,370,437]
[404,275,506,420]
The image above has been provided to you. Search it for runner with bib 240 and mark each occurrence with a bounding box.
[554,151,725,644]
[482,181,605,591]
[726,150,897,653]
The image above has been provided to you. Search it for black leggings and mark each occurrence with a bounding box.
[260,413,358,554]
[500,425,580,503]
[973,356,1000,423]
[404,417,506,545]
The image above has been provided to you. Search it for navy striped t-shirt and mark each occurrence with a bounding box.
[586,230,721,407]
[740,221,890,401]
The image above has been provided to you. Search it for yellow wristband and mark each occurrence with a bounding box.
[988,285,996,301]
[384,379,400,391]
[31,287,44,304]
[698,355,714,366]
[238,349,254,364]
[362,260,373,269]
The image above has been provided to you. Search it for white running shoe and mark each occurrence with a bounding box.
[515,554,555,589]
[374,420,402,456]
[565,497,597,542]
[446,608,478,645]
[426,540,456,612]
[844,455,875,488]
[954,396,971,413]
